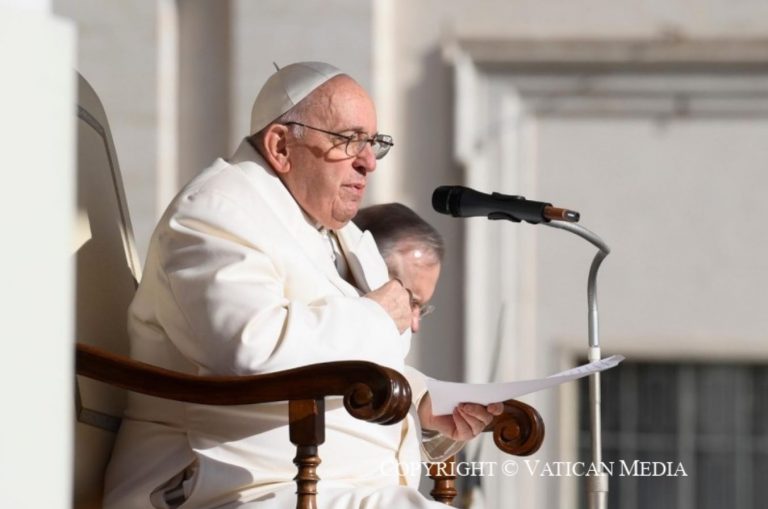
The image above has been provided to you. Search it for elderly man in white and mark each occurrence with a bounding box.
[104,62,501,509]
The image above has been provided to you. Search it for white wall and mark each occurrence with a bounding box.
[230,0,374,148]
[53,0,176,261]
[0,5,75,508]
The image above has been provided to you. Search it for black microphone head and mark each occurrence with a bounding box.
[432,186,464,216]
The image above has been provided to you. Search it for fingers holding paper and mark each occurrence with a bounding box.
[419,393,504,441]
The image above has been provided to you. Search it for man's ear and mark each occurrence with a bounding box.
[260,124,291,174]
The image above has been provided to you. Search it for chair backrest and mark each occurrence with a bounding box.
[73,73,143,509]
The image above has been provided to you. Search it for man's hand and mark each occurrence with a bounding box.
[365,279,412,333]
[418,393,504,441]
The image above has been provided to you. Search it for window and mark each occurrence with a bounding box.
[578,361,768,509]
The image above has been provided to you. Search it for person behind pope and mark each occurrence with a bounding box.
[104,61,502,509]
[353,203,442,337]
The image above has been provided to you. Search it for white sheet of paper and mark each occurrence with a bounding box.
[425,355,625,415]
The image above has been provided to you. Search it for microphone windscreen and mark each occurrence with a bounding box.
[432,186,458,215]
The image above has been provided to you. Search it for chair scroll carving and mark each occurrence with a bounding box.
[427,399,545,506]
[491,399,545,456]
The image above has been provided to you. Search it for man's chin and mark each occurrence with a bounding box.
[331,207,360,229]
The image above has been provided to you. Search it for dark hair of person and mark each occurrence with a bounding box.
[353,203,444,262]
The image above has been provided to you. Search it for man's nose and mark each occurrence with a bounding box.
[354,142,377,173]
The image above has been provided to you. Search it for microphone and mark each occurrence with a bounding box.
[432,185,580,224]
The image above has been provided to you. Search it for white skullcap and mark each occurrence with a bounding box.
[249,61,344,135]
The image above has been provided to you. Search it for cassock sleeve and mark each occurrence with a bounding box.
[148,189,408,375]
[404,366,466,463]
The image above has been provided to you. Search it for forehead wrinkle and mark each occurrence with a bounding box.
[320,77,374,133]
[297,74,342,127]
[309,86,337,127]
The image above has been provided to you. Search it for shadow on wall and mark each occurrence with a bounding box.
[402,47,466,382]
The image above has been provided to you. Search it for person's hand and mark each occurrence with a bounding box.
[365,279,412,333]
[418,393,504,441]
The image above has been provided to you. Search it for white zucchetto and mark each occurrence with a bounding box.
[249,61,343,135]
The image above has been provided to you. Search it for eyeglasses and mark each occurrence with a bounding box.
[282,121,394,160]
[411,300,435,319]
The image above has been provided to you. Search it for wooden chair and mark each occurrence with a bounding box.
[72,73,544,509]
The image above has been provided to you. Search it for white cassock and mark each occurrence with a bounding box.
[104,140,461,509]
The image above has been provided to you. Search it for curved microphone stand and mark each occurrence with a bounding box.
[430,185,613,507]
[545,220,611,509]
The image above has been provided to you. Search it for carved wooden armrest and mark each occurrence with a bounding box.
[428,399,545,505]
[486,398,545,456]
[76,342,411,424]
[76,342,412,509]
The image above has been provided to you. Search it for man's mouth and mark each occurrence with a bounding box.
[344,182,366,194]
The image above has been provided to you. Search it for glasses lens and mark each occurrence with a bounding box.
[345,137,367,158]
[345,134,394,159]
[372,135,393,160]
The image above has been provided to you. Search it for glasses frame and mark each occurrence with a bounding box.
[281,121,393,160]
[412,299,435,319]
